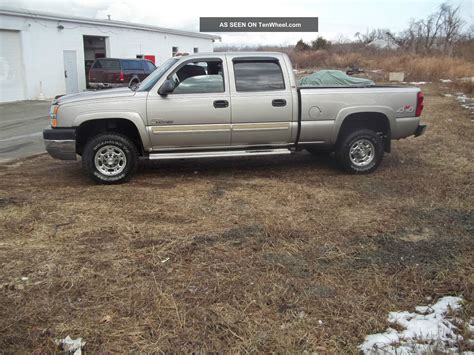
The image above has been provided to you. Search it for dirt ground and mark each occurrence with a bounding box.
[0,84,473,353]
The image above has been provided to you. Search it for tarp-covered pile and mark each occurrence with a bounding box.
[299,70,374,87]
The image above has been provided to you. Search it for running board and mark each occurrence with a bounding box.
[149,148,291,160]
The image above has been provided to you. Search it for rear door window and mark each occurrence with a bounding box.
[99,60,120,70]
[144,61,156,72]
[233,61,285,92]
[122,60,143,71]
[92,60,102,69]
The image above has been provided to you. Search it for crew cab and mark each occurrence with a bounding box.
[43,52,426,184]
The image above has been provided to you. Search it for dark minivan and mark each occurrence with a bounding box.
[88,58,156,89]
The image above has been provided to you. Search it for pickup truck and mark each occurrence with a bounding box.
[43,52,426,184]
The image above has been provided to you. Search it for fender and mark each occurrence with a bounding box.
[331,105,395,144]
[74,111,152,151]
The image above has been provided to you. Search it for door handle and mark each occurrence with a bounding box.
[272,99,286,107]
[64,70,68,78]
[213,100,229,108]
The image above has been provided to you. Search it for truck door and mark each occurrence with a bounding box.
[228,56,293,146]
[146,56,231,150]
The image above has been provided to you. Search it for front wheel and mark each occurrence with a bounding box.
[335,129,384,174]
[82,133,138,184]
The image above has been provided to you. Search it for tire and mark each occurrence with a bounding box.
[82,133,138,184]
[335,129,384,174]
[129,78,140,89]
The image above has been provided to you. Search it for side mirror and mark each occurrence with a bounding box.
[158,79,175,95]
[128,81,139,90]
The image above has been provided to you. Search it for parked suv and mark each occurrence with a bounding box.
[88,58,156,89]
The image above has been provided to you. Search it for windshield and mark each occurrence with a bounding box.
[137,58,179,91]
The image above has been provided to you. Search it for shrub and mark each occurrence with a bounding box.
[311,37,332,50]
[295,39,311,51]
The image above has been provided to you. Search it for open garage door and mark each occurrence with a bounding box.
[0,30,26,102]
[83,35,107,88]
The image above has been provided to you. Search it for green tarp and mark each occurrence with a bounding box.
[299,70,374,87]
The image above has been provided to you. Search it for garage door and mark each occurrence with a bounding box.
[0,30,26,102]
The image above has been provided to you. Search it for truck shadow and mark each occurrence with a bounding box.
[136,151,340,179]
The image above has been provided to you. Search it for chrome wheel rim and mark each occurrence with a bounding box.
[94,145,127,176]
[349,139,375,167]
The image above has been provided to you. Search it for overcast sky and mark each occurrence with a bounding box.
[2,0,472,46]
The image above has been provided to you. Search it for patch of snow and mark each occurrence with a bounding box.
[55,336,85,355]
[359,296,472,354]
[409,81,430,85]
[442,91,474,112]
[440,79,453,83]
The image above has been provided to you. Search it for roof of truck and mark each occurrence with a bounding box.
[173,52,287,60]
[200,51,285,55]
[94,58,152,61]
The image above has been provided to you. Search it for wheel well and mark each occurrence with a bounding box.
[337,112,391,152]
[76,119,144,156]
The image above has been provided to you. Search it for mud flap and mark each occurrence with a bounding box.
[384,136,391,153]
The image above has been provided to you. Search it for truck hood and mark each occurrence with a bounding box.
[55,88,135,105]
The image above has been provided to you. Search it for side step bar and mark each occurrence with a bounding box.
[149,148,291,160]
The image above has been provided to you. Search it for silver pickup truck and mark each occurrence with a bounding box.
[43,52,426,184]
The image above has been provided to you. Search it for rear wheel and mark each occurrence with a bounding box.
[82,133,138,184]
[335,129,384,174]
[129,77,140,89]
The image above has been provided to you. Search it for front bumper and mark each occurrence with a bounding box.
[414,124,427,137]
[43,128,77,160]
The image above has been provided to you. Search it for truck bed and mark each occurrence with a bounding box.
[297,86,421,144]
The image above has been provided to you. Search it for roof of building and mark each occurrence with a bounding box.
[0,7,221,41]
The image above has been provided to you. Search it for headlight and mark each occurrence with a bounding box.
[50,105,59,127]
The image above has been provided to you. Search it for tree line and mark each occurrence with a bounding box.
[295,2,469,56]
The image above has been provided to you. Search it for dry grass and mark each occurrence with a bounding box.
[289,50,474,83]
[0,85,473,352]
[363,55,474,82]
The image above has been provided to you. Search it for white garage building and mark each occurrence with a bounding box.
[0,8,220,102]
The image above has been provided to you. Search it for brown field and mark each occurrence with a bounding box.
[289,50,474,85]
[0,85,473,353]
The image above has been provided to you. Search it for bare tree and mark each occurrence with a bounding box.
[355,29,393,44]
[424,8,444,51]
[440,3,464,55]
[397,2,464,55]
